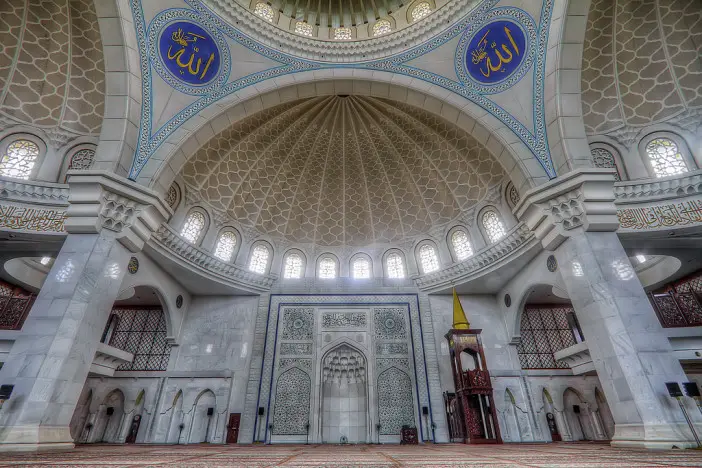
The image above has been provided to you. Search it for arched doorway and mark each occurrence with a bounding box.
[542,389,561,442]
[96,389,125,443]
[189,390,216,444]
[166,390,185,444]
[320,344,368,444]
[563,388,592,441]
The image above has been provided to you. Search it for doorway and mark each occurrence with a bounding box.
[226,413,241,444]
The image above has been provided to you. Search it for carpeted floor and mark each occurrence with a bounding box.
[0,443,700,467]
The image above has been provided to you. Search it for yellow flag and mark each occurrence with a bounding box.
[452,288,470,330]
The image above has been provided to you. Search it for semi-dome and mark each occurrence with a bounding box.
[179,95,506,248]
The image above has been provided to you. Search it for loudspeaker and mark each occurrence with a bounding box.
[258,407,265,416]
[422,406,429,415]
[207,407,214,416]
[683,382,701,398]
[572,405,580,414]
[666,382,683,398]
[106,407,114,416]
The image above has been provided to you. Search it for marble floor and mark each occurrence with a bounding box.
[0,443,700,467]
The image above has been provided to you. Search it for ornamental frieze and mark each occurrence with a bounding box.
[0,205,67,233]
[617,200,702,230]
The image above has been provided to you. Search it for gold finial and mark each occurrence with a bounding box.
[452,287,470,330]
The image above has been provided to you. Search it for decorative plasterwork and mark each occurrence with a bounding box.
[128,0,556,181]
[0,177,69,234]
[614,170,702,203]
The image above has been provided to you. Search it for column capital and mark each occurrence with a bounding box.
[514,169,619,250]
[64,170,173,252]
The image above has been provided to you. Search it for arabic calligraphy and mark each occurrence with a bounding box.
[618,200,702,230]
[159,21,220,86]
[466,20,526,84]
[0,206,67,232]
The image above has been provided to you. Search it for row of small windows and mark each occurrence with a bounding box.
[0,135,95,181]
[590,133,697,180]
[252,2,433,38]
[179,208,508,278]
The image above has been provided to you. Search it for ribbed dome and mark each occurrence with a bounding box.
[180,96,506,247]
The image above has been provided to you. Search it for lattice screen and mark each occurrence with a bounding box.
[0,280,35,330]
[108,307,171,371]
[650,271,702,328]
[517,306,577,369]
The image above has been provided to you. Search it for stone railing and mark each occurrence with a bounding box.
[415,223,536,291]
[614,169,702,203]
[152,223,277,291]
[0,177,69,234]
[614,170,702,232]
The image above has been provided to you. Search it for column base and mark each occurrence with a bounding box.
[0,425,75,452]
[611,423,701,450]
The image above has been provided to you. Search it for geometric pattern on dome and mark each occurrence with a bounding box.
[0,0,105,136]
[180,96,505,247]
[580,0,702,136]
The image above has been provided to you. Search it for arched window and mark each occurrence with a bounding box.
[254,2,274,22]
[283,253,304,279]
[0,139,40,180]
[386,253,405,279]
[294,21,313,36]
[482,210,507,243]
[249,244,271,274]
[411,2,432,21]
[451,230,473,261]
[67,148,95,171]
[334,27,352,40]
[318,256,337,279]
[352,257,371,279]
[213,231,237,262]
[645,137,689,178]
[180,211,206,244]
[590,147,621,181]
[418,244,440,274]
[372,20,392,36]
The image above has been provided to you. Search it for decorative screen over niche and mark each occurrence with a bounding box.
[517,305,580,369]
[0,279,35,330]
[650,270,702,328]
[107,307,171,371]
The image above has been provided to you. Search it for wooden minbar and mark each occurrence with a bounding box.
[444,289,501,444]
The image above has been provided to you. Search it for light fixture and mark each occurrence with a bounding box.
[40,257,51,266]
[636,255,647,263]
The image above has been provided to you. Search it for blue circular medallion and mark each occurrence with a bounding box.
[158,21,221,86]
[465,19,527,85]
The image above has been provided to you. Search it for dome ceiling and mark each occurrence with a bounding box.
[266,0,402,27]
[179,96,506,247]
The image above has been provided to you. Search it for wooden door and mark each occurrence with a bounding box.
[125,415,141,444]
[226,413,241,444]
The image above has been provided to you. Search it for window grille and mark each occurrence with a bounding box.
[352,257,371,279]
[482,210,507,243]
[318,257,337,279]
[590,148,621,181]
[451,230,473,261]
[108,307,171,371]
[254,3,275,22]
[646,138,689,178]
[249,245,270,274]
[419,244,440,273]
[372,20,392,36]
[411,2,432,21]
[386,253,405,279]
[0,139,40,180]
[214,231,237,262]
[295,22,313,36]
[334,27,352,40]
[517,305,580,369]
[181,211,206,243]
[283,253,303,279]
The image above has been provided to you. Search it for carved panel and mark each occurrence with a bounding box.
[272,367,311,435]
[280,307,314,340]
[279,358,312,370]
[279,343,313,355]
[322,344,367,384]
[376,343,409,355]
[377,367,414,435]
[374,308,407,340]
[0,206,67,232]
[321,312,367,329]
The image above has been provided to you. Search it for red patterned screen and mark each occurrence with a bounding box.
[650,271,702,328]
[0,280,35,330]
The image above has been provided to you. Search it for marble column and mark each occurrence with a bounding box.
[0,171,169,451]
[517,169,699,448]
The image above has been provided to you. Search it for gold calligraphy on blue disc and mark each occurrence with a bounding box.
[465,20,526,85]
[158,21,220,86]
